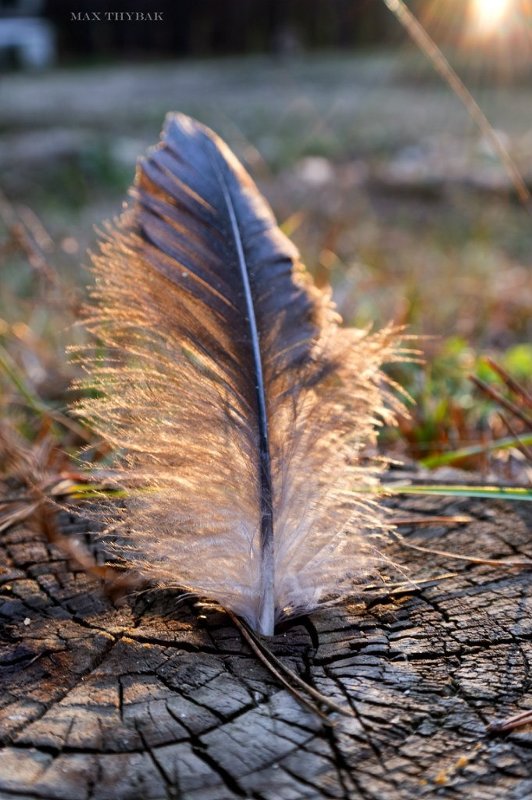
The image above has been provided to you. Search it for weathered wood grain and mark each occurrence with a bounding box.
[0,493,531,800]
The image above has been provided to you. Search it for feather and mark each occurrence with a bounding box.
[75,113,406,636]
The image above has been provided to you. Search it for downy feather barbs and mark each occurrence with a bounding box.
[74,113,409,636]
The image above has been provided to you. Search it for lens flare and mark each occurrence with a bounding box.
[470,0,513,33]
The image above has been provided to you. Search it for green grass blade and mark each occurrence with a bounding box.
[420,434,532,468]
[57,483,129,500]
[0,343,49,415]
[0,343,93,442]
[387,484,532,501]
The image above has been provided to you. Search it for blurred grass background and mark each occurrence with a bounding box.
[0,0,531,480]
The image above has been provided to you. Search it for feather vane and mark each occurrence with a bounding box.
[76,113,405,635]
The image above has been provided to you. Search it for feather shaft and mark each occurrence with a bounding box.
[211,153,275,635]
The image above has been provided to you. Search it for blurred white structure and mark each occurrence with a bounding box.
[0,0,55,69]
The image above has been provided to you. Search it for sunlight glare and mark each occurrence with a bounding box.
[470,0,513,33]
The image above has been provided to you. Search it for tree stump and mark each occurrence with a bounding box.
[1,492,531,799]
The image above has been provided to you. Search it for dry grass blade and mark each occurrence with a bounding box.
[31,490,148,602]
[0,343,94,443]
[487,709,532,734]
[382,0,530,205]
[362,573,459,596]
[226,609,351,722]
[0,188,57,286]
[468,359,532,470]
[389,515,473,526]
[226,610,330,724]
[498,413,532,463]
[470,375,532,430]
[0,501,40,533]
[485,358,532,410]
[0,494,37,504]
[392,532,532,569]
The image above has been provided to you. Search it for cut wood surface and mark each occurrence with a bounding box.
[0,492,531,800]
